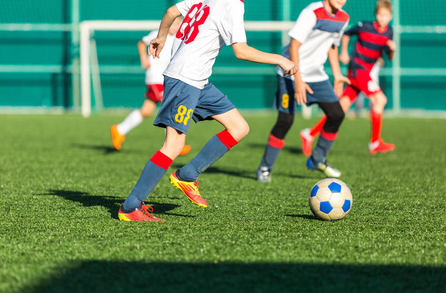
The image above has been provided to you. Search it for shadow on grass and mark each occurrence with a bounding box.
[73,144,148,155]
[25,261,446,293]
[248,142,304,155]
[38,190,188,219]
[170,164,256,180]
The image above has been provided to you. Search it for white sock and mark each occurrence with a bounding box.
[117,110,144,135]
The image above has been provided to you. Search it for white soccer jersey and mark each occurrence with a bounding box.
[142,31,176,85]
[164,0,247,89]
[277,1,349,82]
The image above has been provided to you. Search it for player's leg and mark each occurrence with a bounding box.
[257,75,295,182]
[170,82,239,207]
[111,84,161,150]
[119,126,184,221]
[368,91,394,154]
[119,77,199,220]
[300,86,356,157]
[304,80,345,177]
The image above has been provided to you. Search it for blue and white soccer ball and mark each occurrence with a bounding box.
[309,178,352,221]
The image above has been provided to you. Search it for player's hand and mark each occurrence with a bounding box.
[339,51,350,65]
[386,40,396,52]
[294,79,312,105]
[280,58,298,77]
[149,38,165,58]
[333,75,351,98]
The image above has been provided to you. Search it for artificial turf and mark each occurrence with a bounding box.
[1,113,445,293]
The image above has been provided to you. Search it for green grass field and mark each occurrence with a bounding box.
[1,113,446,293]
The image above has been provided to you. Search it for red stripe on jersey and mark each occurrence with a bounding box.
[373,21,388,34]
[268,133,285,149]
[354,57,374,71]
[359,31,390,46]
[314,7,349,22]
[356,43,381,59]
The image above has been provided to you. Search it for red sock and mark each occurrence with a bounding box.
[370,110,382,143]
[310,116,327,137]
[268,133,285,149]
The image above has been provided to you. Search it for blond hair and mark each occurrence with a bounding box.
[375,0,392,14]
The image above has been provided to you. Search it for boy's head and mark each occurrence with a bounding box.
[375,0,393,27]
[326,0,347,11]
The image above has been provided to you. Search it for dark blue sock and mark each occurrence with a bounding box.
[178,134,231,182]
[260,145,282,170]
[312,136,334,164]
[122,151,172,211]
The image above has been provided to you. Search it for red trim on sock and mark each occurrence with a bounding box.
[268,133,285,149]
[216,130,238,149]
[320,130,338,141]
[150,151,173,170]
[370,110,382,143]
[310,116,327,136]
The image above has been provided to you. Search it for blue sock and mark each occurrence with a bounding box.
[312,136,334,164]
[122,151,172,211]
[259,133,285,170]
[260,145,282,170]
[178,131,237,182]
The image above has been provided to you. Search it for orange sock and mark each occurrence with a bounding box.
[310,116,327,137]
[370,110,382,143]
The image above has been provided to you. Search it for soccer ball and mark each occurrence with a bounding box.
[309,178,352,221]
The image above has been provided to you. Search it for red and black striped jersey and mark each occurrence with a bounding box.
[345,21,393,74]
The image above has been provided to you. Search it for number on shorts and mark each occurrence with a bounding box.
[175,105,194,125]
[176,3,210,44]
[282,94,290,109]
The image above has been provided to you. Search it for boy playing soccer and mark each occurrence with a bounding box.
[257,0,350,182]
[110,18,191,155]
[300,0,395,156]
[118,0,298,221]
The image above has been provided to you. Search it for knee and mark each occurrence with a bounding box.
[232,120,250,141]
[140,107,153,118]
[271,112,294,139]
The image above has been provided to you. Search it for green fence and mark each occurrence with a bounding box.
[0,0,445,113]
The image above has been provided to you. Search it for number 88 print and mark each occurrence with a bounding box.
[175,105,194,126]
[176,3,210,44]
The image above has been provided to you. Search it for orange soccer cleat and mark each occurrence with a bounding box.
[169,171,207,208]
[300,128,314,157]
[179,145,192,156]
[118,203,164,221]
[369,139,395,155]
[110,125,125,151]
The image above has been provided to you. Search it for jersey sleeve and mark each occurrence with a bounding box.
[141,31,158,46]
[288,7,317,44]
[176,0,201,17]
[344,22,362,36]
[218,2,247,46]
[334,20,349,46]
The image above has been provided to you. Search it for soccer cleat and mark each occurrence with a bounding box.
[256,166,272,183]
[300,128,314,157]
[118,203,164,221]
[306,156,341,178]
[169,171,207,208]
[179,145,192,156]
[369,139,395,155]
[111,125,125,151]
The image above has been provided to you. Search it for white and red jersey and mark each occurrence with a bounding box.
[277,1,349,82]
[164,0,247,89]
[142,30,176,85]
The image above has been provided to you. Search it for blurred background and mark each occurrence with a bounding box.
[0,0,445,116]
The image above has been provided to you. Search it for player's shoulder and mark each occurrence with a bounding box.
[306,2,349,22]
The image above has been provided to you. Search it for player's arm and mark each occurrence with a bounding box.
[289,39,312,105]
[385,40,395,60]
[339,35,350,65]
[328,44,350,97]
[232,42,298,77]
[149,5,181,58]
[137,41,151,68]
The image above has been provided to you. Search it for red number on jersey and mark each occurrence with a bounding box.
[176,3,210,44]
